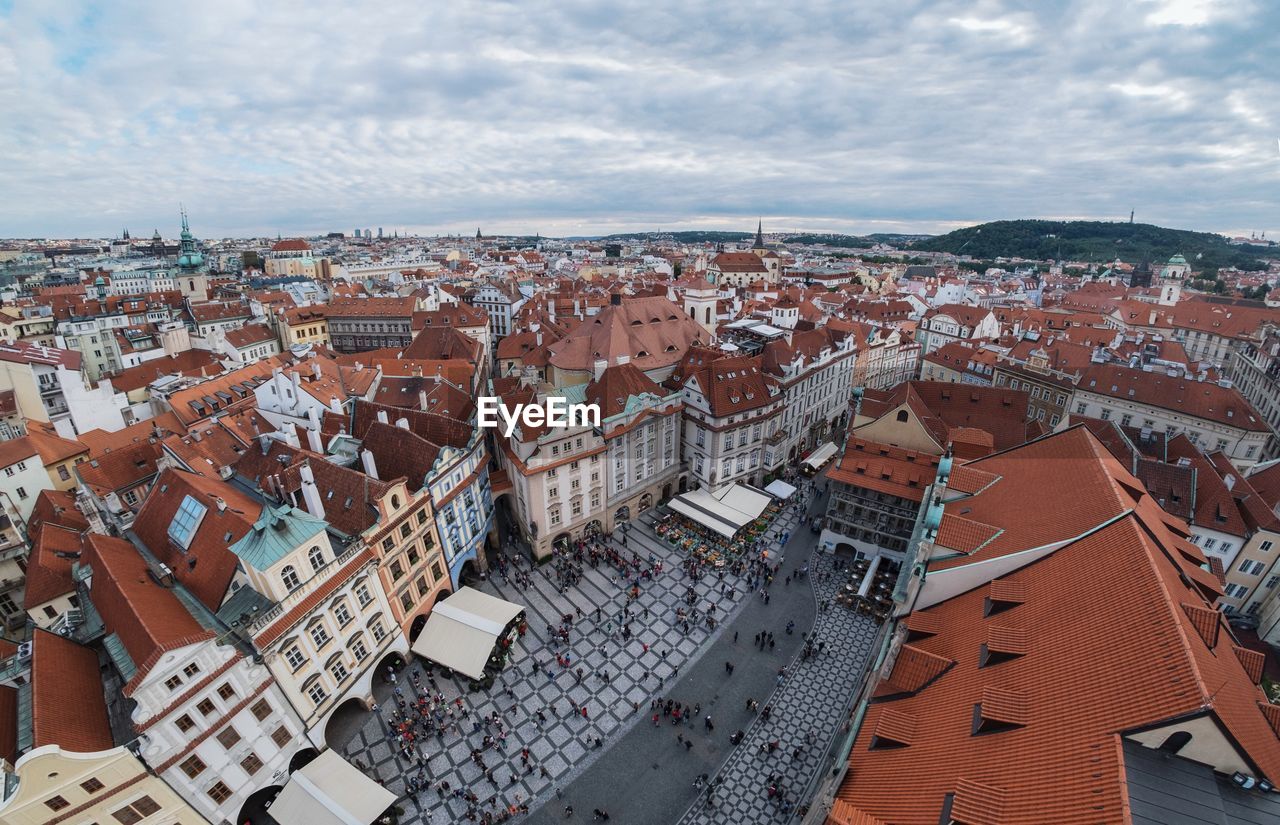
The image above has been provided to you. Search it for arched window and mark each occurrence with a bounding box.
[896,410,909,423]
[390,494,401,509]
[1158,731,1192,753]
[308,546,325,573]
[282,565,301,591]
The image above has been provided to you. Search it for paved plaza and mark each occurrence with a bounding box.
[334,481,881,824]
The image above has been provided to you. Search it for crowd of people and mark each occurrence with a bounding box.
[351,469,835,823]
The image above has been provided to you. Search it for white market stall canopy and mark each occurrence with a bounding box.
[764,479,797,500]
[668,483,773,539]
[803,442,838,471]
[410,586,525,680]
[270,749,397,825]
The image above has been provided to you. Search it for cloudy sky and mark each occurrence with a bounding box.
[1,0,1276,240]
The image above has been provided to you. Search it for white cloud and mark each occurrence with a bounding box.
[0,0,1274,239]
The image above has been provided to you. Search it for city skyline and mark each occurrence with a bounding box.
[2,1,1278,239]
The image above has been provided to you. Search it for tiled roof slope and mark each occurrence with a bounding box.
[31,630,114,752]
[133,467,263,611]
[835,427,1280,824]
[80,533,214,692]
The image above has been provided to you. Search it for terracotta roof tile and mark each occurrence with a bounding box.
[31,630,114,752]
[133,468,262,611]
[80,533,213,693]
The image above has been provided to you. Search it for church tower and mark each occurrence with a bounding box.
[682,276,719,337]
[752,219,766,252]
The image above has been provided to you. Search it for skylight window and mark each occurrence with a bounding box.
[168,495,208,550]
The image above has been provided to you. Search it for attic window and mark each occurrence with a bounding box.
[630,320,642,326]
[637,350,649,358]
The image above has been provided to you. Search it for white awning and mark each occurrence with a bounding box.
[765,479,797,499]
[410,586,524,680]
[669,483,774,539]
[668,496,738,538]
[803,442,838,470]
[717,483,772,519]
[270,750,397,825]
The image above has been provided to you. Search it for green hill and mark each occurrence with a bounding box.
[909,220,1274,270]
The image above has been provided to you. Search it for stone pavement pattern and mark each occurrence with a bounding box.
[677,557,880,824]
[337,502,803,823]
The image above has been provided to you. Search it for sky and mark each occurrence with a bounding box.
[0,0,1277,240]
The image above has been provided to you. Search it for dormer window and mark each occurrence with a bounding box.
[308,545,325,572]
[282,565,301,591]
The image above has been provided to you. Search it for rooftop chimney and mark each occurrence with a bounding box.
[328,395,342,415]
[593,358,608,380]
[377,409,389,425]
[419,390,429,410]
[298,462,325,519]
[396,417,410,430]
[361,448,379,480]
[312,360,322,379]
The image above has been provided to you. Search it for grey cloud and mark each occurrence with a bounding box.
[0,0,1275,238]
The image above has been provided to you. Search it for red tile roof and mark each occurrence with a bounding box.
[80,533,214,693]
[23,524,82,609]
[133,468,263,611]
[31,630,114,752]
[837,441,1280,824]
[1078,363,1269,431]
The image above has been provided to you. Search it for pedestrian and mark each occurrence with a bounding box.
[733,630,738,643]
[565,804,574,817]
[704,715,714,732]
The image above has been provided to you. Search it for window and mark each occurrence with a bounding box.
[285,645,305,670]
[207,782,233,804]
[1225,583,1249,598]
[15,486,26,500]
[1203,538,1218,551]
[335,602,352,626]
[216,726,242,749]
[80,776,105,793]
[164,675,183,690]
[417,510,428,525]
[180,754,207,778]
[310,623,331,647]
[57,464,70,481]
[197,697,216,716]
[351,636,370,661]
[370,618,386,642]
[549,508,561,526]
[390,559,405,580]
[282,565,301,591]
[330,659,349,681]
[307,681,327,706]
[356,583,372,606]
[1267,575,1280,590]
[182,662,201,678]
[1261,540,1274,553]
[272,725,292,747]
[168,495,208,550]
[242,699,272,724]
[175,714,195,733]
[46,796,71,812]
[431,560,444,582]
[308,545,325,572]
[217,682,235,700]
[1100,409,1111,421]
[241,752,264,775]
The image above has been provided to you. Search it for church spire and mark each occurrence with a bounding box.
[753,219,765,250]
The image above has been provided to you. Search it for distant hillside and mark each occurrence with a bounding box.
[784,232,931,248]
[909,220,1274,270]
[595,230,753,244]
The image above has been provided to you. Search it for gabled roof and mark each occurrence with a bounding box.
[80,533,214,693]
[133,467,262,611]
[30,630,114,752]
[229,503,328,571]
[23,524,83,609]
[838,429,1280,824]
[586,361,667,420]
